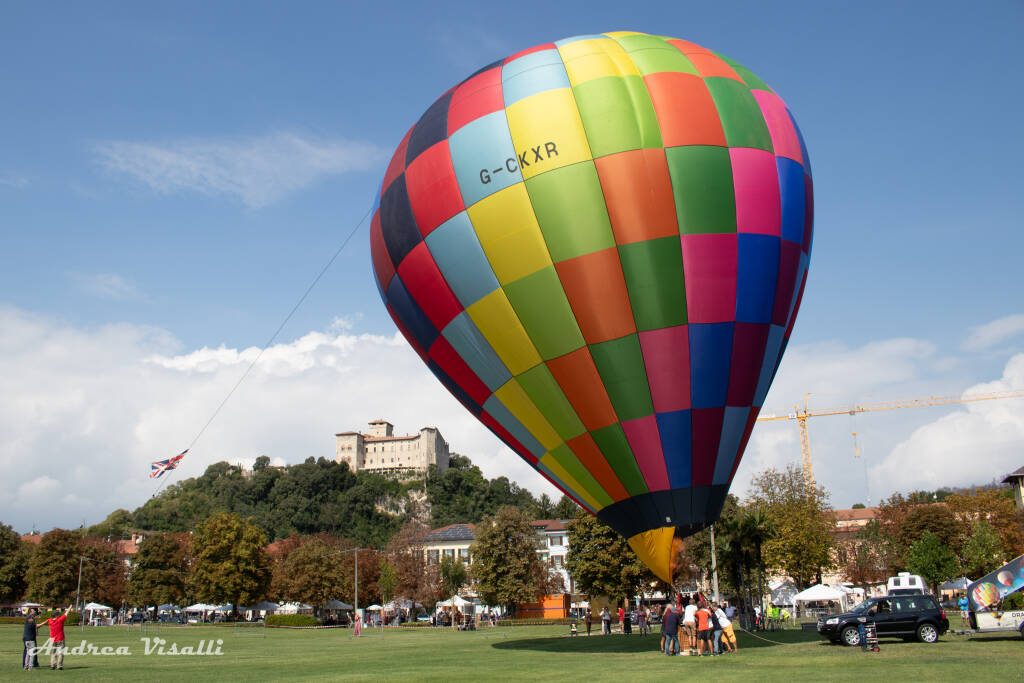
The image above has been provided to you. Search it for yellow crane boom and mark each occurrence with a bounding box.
[756,390,1024,490]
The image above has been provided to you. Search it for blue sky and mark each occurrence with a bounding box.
[2,1,1023,533]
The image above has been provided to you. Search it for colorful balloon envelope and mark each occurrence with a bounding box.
[370,31,813,582]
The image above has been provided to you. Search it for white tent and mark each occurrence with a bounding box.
[365,604,383,611]
[83,602,113,626]
[792,584,853,618]
[246,601,280,612]
[437,595,476,609]
[276,602,313,615]
[184,603,215,612]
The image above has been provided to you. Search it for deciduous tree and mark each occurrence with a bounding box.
[378,558,397,608]
[440,554,467,629]
[274,536,346,617]
[470,506,554,614]
[127,533,189,607]
[565,512,652,603]
[906,531,958,593]
[841,520,894,588]
[26,529,81,604]
[189,513,271,615]
[946,489,1024,558]
[0,524,30,602]
[81,539,127,607]
[748,465,834,589]
[960,521,1006,579]
[387,521,442,610]
[897,504,963,553]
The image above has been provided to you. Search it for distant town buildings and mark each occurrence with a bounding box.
[335,420,449,479]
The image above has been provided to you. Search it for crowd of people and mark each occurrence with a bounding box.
[575,597,742,658]
[659,599,738,657]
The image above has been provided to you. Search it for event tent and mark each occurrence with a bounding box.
[324,600,353,610]
[83,602,111,611]
[770,579,799,606]
[185,603,216,612]
[792,584,854,618]
[246,601,280,612]
[83,602,113,625]
[276,603,313,615]
[365,604,383,611]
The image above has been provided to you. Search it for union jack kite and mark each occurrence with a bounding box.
[150,450,188,478]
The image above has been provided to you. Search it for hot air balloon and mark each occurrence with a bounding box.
[370,31,813,582]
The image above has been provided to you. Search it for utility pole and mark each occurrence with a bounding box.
[710,525,720,604]
[75,556,84,629]
[354,548,359,613]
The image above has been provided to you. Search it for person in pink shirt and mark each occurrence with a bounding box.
[39,605,72,670]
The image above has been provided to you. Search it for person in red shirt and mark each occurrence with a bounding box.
[695,604,713,656]
[39,605,72,670]
[617,607,624,634]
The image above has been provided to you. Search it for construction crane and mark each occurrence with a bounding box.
[756,390,1024,491]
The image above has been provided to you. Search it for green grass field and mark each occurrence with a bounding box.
[3,623,1021,680]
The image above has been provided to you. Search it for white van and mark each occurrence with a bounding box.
[887,572,927,595]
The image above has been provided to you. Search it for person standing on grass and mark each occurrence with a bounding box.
[38,605,72,670]
[600,606,610,635]
[696,603,713,656]
[682,598,698,656]
[662,604,681,656]
[617,606,624,633]
[715,603,738,653]
[710,602,723,655]
[958,594,969,628]
[584,609,593,636]
[22,608,39,670]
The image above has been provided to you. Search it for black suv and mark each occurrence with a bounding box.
[817,595,949,646]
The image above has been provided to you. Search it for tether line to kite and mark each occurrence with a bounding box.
[150,205,374,499]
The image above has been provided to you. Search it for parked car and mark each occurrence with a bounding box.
[817,595,949,646]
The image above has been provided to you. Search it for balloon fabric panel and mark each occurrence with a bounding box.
[370,31,813,582]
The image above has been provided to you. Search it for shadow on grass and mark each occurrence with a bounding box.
[491,629,822,653]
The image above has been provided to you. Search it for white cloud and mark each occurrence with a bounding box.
[68,272,145,301]
[93,132,386,208]
[734,336,966,505]
[962,314,1024,352]
[0,306,556,533]
[0,172,29,189]
[870,353,1024,496]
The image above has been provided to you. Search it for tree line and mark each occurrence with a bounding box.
[0,507,568,618]
[843,487,1024,593]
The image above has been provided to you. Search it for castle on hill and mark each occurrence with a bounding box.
[334,420,449,480]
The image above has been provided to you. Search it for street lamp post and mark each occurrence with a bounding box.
[710,525,720,604]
